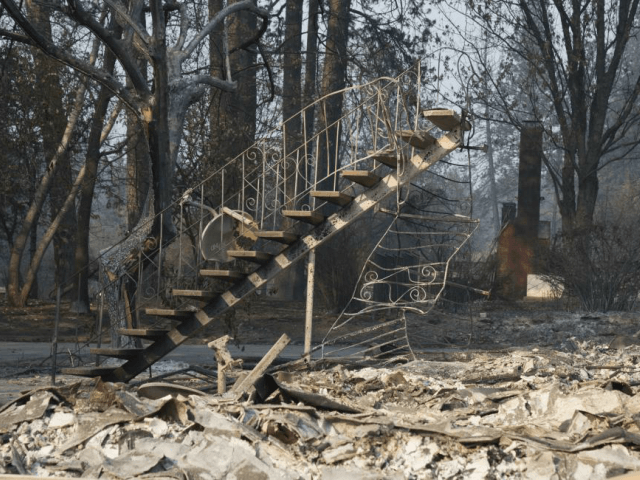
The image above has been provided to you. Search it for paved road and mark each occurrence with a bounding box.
[0,341,358,369]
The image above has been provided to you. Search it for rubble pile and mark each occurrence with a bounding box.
[3,339,640,479]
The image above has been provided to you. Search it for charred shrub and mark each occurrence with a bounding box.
[545,224,640,311]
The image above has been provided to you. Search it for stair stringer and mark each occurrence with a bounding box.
[100,126,465,383]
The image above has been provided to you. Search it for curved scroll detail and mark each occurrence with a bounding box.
[320,181,479,364]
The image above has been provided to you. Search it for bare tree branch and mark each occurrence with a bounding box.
[173,1,189,51]
[191,74,236,91]
[103,0,151,46]
[0,0,144,113]
[183,0,268,58]
[65,0,149,94]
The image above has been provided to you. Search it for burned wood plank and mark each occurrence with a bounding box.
[231,333,291,397]
[208,335,243,394]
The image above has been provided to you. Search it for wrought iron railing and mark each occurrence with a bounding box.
[96,65,432,344]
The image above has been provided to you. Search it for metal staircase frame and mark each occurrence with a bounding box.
[62,66,471,382]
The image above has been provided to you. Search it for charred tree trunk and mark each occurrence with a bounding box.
[7,0,69,304]
[227,0,257,154]
[149,0,173,239]
[126,6,151,231]
[72,47,117,313]
[274,0,304,300]
[208,0,257,201]
[282,0,303,156]
[282,0,302,205]
[317,0,350,191]
[303,0,320,139]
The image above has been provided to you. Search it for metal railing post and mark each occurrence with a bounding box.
[304,249,316,360]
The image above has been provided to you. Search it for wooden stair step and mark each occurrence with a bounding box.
[63,123,466,384]
[367,150,402,168]
[311,190,354,206]
[145,308,195,320]
[118,328,170,340]
[172,289,217,300]
[256,231,299,244]
[200,269,244,280]
[227,250,272,264]
[396,130,436,149]
[341,170,381,188]
[90,348,145,359]
[61,366,118,377]
[282,210,325,225]
[422,108,471,131]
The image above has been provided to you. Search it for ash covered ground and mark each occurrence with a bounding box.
[1,300,640,479]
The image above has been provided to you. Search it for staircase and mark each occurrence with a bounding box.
[62,68,471,382]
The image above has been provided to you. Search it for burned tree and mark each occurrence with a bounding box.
[0,0,269,335]
[464,0,640,234]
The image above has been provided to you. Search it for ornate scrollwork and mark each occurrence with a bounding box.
[360,286,374,301]
[266,198,282,214]
[245,196,258,213]
[419,265,438,284]
[364,270,379,284]
[143,284,158,300]
[408,286,429,302]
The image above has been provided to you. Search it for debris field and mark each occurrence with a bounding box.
[3,310,640,479]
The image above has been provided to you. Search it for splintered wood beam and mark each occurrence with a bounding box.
[208,335,243,394]
[231,333,291,398]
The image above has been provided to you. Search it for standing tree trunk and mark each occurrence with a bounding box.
[274,0,304,300]
[126,116,152,230]
[26,0,74,295]
[208,0,257,200]
[227,0,257,154]
[124,4,151,231]
[72,44,118,313]
[303,0,320,139]
[149,0,173,238]
[317,0,350,191]
[282,0,303,155]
